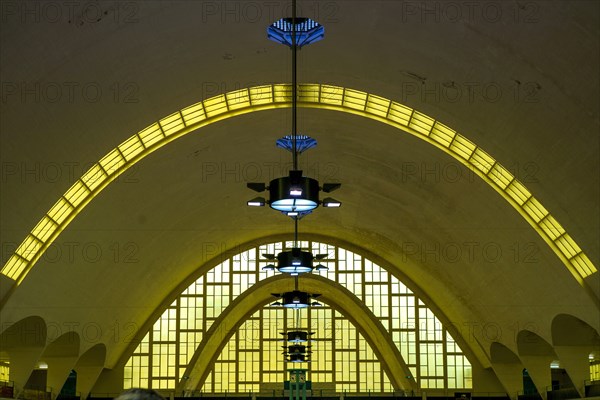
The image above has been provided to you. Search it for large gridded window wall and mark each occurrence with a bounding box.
[124,241,472,392]
[203,305,392,392]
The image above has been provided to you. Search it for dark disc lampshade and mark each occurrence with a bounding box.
[269,170,319,213]
[277,248,314,274]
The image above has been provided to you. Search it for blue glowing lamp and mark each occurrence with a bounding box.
[267,17,324,48]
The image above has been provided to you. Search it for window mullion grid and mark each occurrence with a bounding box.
[235,311,240,393]
[175,298,181,385]
[126,241,467,393]
[415,297,421,387]
[202,279,212,392]
[356,326,361,390]
[228,254,236,393]
[258,308,264,386]
[332,311,338,387]
[386,273,394,389]
[147,324,154,388]
[360,252,366,301]
[443,328,448,389]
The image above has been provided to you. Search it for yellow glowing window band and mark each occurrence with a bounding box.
[1,84,596,289]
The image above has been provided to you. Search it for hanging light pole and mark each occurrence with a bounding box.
[246,0,341,218]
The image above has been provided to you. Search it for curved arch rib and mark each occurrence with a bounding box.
[179,273,416,392]
[2,84,595,301]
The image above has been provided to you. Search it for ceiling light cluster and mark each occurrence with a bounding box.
[271,290,322,308]
[247,166,341,218]
[246,3,340,220]
[279,331,314,363]
[247,0,334,364]
[284,344,312,363]
[245,4,340,277]
[262,247,329,275]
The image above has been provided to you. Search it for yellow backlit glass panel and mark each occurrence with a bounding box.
[0,364,9,383]
[180,102,206,125]
[47,197,73,225]
[139,123,164,147]
[488,163,514,190]
[226,89,251,110]
[64,180,90,208]
[409,111,435,136]
[505,179,531,206]
[387,102,412,126]
[523,197,548,223]
[365,94,391,118]
[98,148,126,176]
[203,95,228,118]
[449,135,476,160]
[31,216,57,244]
[571,253,595,277]
[555,234,582,259]
[273,84,291,103]
[538,215,565,241]
[81,163,106,191]
[183,276,204,295]
[590,361,600,382]
[297,83,320,103]
[4,84,593,298]
[118,135,144,161]
[249,85,274,105]
[3,255,28,280]
[179,297,203,330]
[469,148,494,174]
[430,122,456,147]
[16,235,42,261]
[343,89,368,111]
[124,332,150,389]
[320,85,344,106]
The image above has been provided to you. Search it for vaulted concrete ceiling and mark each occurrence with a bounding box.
[1,0,598,370]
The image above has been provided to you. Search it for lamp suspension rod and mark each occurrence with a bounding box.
[291,0,298,170]
[294,217,298,247]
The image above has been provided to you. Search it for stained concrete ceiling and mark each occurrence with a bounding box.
[1,0,598,371]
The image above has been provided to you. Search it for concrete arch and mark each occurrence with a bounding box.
[179,273,416,392]
[112,234,487,377]
[0,316,47,396]
[96,236,486,394]
[1,84,595,305]
[517,330,558,399]
[74,344,107,399]
[551,314,600,396]
[489,342,526,400]
[517,330,556,357]
[552,314,600,346]
[40,332,81,397]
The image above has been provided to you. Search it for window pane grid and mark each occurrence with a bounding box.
[125,240,471,391]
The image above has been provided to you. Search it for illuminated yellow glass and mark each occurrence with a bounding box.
[430,122,456,147]
[124,241,472,392]
[3,84,593,290]
[590,361,600,381]
[365,94,391,118]
[139,123,165,146]
[409,111,435,136]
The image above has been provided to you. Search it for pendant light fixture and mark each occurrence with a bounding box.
[280,330,313,343]
[246,0,341,218]
[262,218,330,275]
[280,306,313,363]
[271,274,322,308]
